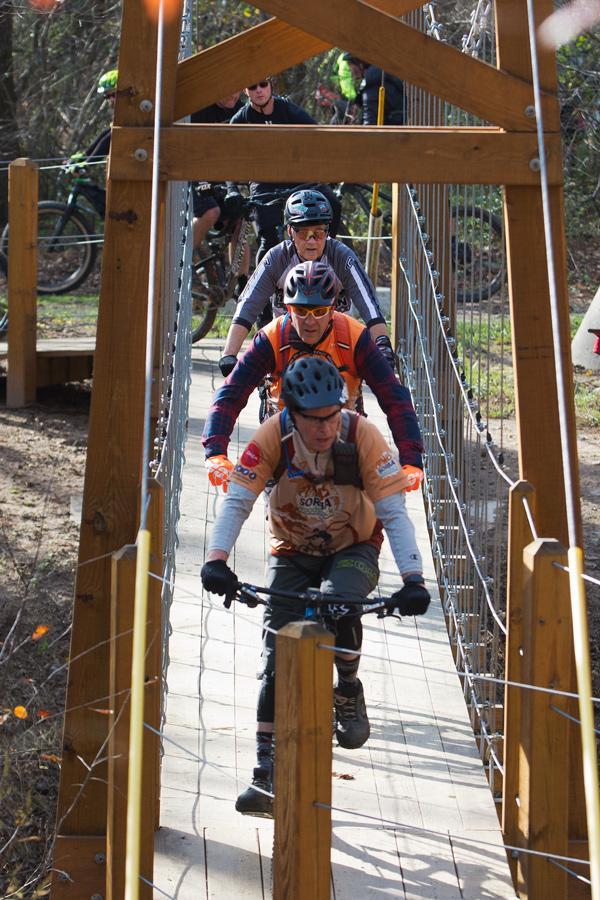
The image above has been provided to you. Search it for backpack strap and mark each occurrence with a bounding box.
[332,411,363,487]
[332,312,355,374]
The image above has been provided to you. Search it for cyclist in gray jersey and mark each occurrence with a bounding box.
[218,189,393,376]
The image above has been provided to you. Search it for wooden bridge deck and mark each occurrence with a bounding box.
[153,341,516,899]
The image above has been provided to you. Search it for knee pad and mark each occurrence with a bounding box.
[257,670,276,723]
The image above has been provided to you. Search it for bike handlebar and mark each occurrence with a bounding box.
[228,582,399,618]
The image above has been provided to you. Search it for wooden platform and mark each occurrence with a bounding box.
[0,337,95,388]
[154,341,516,899]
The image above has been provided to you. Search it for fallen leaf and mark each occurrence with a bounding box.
[32,625,50,641]
[37,710,51,719]
[13,706,28,719]
[332,771,355,780]
[40,753,61,764]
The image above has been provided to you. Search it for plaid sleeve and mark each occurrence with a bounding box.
[201,333,275,459]
[354,330,424,468]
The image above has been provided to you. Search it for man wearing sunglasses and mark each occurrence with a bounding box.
[201,355,430,817]
[218,189,394,378]
[203,260,424,496]
[228,80,341,271]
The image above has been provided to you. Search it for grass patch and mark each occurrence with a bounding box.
[457,313,597,426]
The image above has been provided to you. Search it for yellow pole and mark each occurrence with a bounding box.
[568,546,600,898]
[124,528,151,900]
[370,85,385,215]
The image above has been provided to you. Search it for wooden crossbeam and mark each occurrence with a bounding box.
[173,2,425,121]
[175,19,328,121]
[109,124,562,185]
[255,0,559,131]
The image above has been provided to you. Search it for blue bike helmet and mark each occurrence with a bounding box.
[284,260,337,307]
[281,356,348,412]
[284,189,333,227]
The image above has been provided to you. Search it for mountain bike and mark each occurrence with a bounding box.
[314,84,359,125]
[0,249,7,337]
[0,170,105,296]
[334,182,505,304]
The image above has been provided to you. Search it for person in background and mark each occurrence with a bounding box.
[337,52,406,125]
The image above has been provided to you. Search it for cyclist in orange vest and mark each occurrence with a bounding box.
[203,260,423,492]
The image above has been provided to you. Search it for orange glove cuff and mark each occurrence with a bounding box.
[206,455,234,490]
[402,465,424,492]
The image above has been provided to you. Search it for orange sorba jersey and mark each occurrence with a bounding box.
[262,312,364,413]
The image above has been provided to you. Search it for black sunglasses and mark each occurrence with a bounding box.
[247,81,270,91]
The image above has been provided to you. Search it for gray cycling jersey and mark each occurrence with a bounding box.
[232,237,385,328]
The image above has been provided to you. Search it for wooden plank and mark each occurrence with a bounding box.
[7,158,38,408]
[110,125,562,185]
[53,0,183,878]
[174,19,329,121]
[36,354,94,388]
[495,0,586,845]
[518,540,571,898]
[273,621,333,900]
[52,835,106,899]
[255,0,559,130]
[502,480,535,890]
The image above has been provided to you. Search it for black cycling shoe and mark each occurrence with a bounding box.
[235,766,274,818]
[334,679,370,749]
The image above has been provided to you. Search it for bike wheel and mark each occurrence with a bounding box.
[450,206,504,303]
[191,247,223,342]
[0,201,97,295]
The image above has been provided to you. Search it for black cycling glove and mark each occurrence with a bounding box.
[201,559,239,600]
[218,354,238,377]
[374,334,396,371]
[387,575,430,616]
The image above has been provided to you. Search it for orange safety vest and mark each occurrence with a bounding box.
[263,311,364,412]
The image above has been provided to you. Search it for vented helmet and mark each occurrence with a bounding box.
[98,69,118,95]
[284,260,337,307]
[281,356,347,412]
[284,189,332,227]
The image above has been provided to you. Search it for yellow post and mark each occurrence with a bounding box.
[124,528,151,900]
[365,85,386,283]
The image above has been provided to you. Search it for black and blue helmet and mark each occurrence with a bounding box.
[281,356,348,412]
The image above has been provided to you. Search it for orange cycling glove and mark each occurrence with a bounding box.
[402,465,424,492]
[206,455,234,492]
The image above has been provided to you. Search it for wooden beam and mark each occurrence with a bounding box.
[495,0,586,851]
[518,540,571,898]
[502,480,536,890]
[173,2,425,120]
[53,0,183,872]
[7,158,37,408]
[110,125,562,185]
[174,19,329,121]
[255,0,559,130]
[273,622,333,900]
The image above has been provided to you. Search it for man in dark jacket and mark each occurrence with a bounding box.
[343,54,406,125]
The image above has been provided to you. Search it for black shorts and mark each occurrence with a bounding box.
[192,182,220,218]
[260,542,380,676]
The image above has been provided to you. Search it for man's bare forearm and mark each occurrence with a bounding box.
[223,322,250,356]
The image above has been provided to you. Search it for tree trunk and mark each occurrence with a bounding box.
[0,0,23,223]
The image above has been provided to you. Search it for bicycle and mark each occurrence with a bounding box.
[314,84,360,125]
[0,169,105,296]
[335,182,505,303]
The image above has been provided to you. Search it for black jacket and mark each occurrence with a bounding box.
[359,66,405,125]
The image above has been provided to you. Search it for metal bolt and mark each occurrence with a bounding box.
[139,98,153,112]
[90,894,104,900]
[524,104,536,118]
[94,852,106,865]
[529,157,541,172]
[134,148,148,162]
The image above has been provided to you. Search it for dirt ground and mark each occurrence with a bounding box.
[0,364,599,895]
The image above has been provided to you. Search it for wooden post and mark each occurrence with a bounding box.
[7,158,37,408]
[502,480,536,884]
[494,0,586,847]
[53,0,183,888]
[273,621,333,900]
[517,539,571,898]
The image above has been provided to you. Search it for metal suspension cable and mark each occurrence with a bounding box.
[525,4,600,894]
